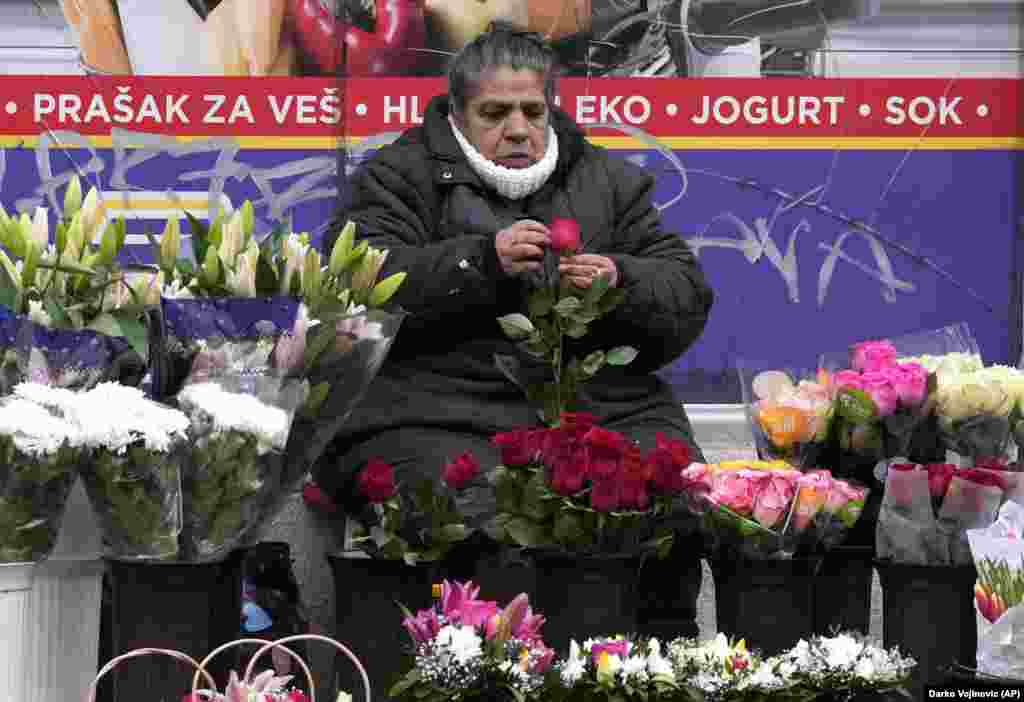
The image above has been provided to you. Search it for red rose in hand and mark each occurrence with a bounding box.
[549,218,581,254]
[443,451,480,490]
[357,458,397,502]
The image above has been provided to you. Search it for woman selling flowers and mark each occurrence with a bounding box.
[313,22,714,638]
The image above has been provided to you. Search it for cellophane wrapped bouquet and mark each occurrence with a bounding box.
[159,295,307,561]
[876,460,1018,565]
[968,498,1024,680]
[680,460,868,559]
[737,360,833,468]
[27,381,191,560]
[154,205,407,510]
[390,580,555,702]
[0,384,85,562]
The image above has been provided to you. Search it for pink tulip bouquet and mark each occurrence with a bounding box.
[391,580,555,702]
[680,461,869,559]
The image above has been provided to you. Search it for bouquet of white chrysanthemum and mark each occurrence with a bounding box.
[549,635,677,702]
[176,378,303,562]
[0,388,86,562]
[23,382,192,560]
[771,633,915,699]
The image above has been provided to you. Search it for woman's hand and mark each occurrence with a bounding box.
[559,254,619,289]
[495,220,550,275]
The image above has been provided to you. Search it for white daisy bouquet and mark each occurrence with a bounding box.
[550,635,678,702]
[0,387,85,562]
[771,633,916,700]
[30,382,192,560]
[391,580,555,702]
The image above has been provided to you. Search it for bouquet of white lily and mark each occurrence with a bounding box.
[0,387,85,562]
[26,382,193,560]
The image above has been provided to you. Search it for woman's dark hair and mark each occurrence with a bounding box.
[447,20,558,114]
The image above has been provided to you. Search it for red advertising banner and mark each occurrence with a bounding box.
[2,77,1020,148]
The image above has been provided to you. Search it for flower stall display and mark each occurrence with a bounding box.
[390,580,555,702]
[0,388,84,562]
[551,635,679,702]
[967,499,1024,682]
[0,176,151,383]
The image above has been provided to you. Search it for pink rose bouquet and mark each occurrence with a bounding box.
[392,581,555,702]
[682,462,868,559]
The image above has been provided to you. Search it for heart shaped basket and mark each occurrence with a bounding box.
[85,634,371,702]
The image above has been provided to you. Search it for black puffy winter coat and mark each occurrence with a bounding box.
[315,94,714,497]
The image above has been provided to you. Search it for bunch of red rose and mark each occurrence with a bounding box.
[877,459,1019,565]
[490,412,693,512]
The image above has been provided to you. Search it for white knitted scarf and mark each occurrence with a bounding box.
[448,114,558,200]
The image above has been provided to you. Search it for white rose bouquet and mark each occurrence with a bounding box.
[772,633,916,699]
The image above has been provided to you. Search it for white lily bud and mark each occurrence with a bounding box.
[80,187,103,244]
[229,252,257,297]
[218,210,244,264]
[351,248,388,293]
[160,218,181,273]
[30,207,49,250]
[64,175,82,218]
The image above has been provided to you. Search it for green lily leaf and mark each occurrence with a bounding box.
[111,311,149,360]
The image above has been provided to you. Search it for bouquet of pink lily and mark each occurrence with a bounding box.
[391,580,556,702]
[681,461,869,559]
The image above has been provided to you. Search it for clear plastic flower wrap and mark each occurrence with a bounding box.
[680,461,868,560]
[0,392,84,562]
[876,461,1013,565]
[158,295,307,562]
[736,359,833,468]
[0,304,143,393]
[37,383,192,561]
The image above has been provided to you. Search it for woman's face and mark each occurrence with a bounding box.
[454,67,549,169]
